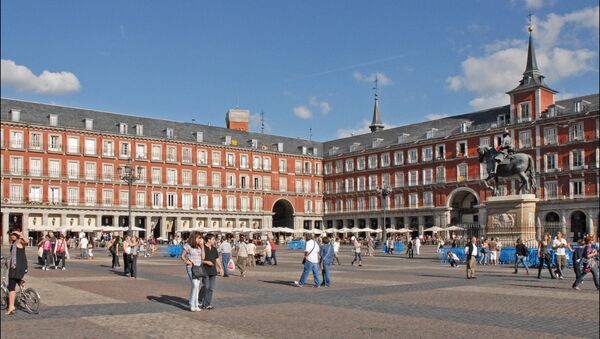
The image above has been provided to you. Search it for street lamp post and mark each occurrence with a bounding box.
[118,158,142,237]
[377,185,392,248]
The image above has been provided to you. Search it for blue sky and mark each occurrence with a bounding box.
[1,1,599,140]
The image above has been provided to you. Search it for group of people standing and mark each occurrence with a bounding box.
[37,232,78,270]
[293,233,336,288]
[106,235,142,278]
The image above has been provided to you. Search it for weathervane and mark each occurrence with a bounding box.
[527,12,534,33]
[261,111,265,134]
[373,75,379,98]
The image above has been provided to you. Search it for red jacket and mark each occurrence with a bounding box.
[269,240,277,251]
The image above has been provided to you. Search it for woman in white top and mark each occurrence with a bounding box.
[332,238,341,265]
[181,231,204,312]
[350,236,362,267]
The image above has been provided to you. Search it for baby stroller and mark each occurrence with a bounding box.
[255,253,266,265]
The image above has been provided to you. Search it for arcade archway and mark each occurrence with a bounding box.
[272,199,294,229]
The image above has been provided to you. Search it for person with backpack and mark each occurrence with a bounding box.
[513,238,530,275]
[53,233,68,270]
[319,236,335,287]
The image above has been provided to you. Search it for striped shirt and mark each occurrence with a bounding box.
[184,244,203,266]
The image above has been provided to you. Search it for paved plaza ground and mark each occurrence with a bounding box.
[1,245,598,339]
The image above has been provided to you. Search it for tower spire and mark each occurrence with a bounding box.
[369,76,384,133]
[523,12,539,79]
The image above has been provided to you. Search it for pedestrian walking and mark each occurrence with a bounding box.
[269,237,278,265]
[39,234,53,270]
[293,234,321,287]
[552,231,568,279]
[332,237,341,265]
[79,235,88,259]
[122,235,131,275]
[350,236,362,267]
[264,239,272,265]
[235,235,249,277]
[87,238,94,260]
[181,231,204,312]
[489,238,498,265]
[247,239,257,267]
[199,233,223,309]
[109,235,121,269]
[465,236,478,279]
[53,234,68,270]
[218,235,232,277]
[367,236,374,256]
[513,238,530,275]
[319,236,335,287]
[537,234,556,279]
[407,238,414,258]
[573,235,599,290]
[415,236,421,255]
[5,230,29,315]
[571,239,585,287]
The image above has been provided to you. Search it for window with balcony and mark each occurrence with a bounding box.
[84,139,96,155]
[10,131,24,149]
[303,180,310,193]
[166,169,177,185]
[518,102,531,122]
[570,179,584,198]
[479,137,490,148]
[436,166,445,183]
[393,151,404,165]
[226,153,235,167]
[368,155,378,169]
[381,173,390,187]
[345,178,354,192]
[226,196,236,211]
[240,155,249,169]
[29,158,42,177]
[119,142,131,158]
[263,157,272,171]
[102,189,113,207]
[545,153,558,172]
[152,192,162,208]
[569,122,584,142]
[356,157,366,170]
[49,135,62,152]
[136,191,146,208]
[136,144,147,160]
[544,181,558,200]
[264,177,272,191]
[408,193,419,208]
[381,153,391,167]
[197,149,207,165]
[152,168,162,184]
[345,159,354,172]
[435,145,445,160]
[212,195,222,211]
[253,197,262,212]
[394,172,404,188]
[85,188,96,206]
[66,188,79,205]
[408,170,418,187]
[137,166,146,183]
[296,179,303,193]
[544,127,557,145]
[457,163,468,182]
[197,171,207,187]
[166,146,177,162]
[368,175,378,190]
[570,149,584,169]
[29,186,42,203]
[315,163,322,175]
[67,161,79,179]
[423,192,433,207]
[10,185,23,203]
[197,194,208,210]
[456,141,467,157]
[394,194,403,208]
[519,130,532,149]
[212,172,221,188]
[119,190,129,207]
[278,158,287,173]
[167,192,177,209]
[407,149,418,164]
[182,170,192,186]
[29,132,42,150]
[226,173,236,188]
[10,156,23,175]
[240,196,249,211]
[253,176,262,190]
[102,164,114,181]
[48,159,61,178]
[67,137,79,154]
[85,162,96,180]
[422,168,433,185]
[279,177,287,192]
[102,140,114,157]
[422,147,433,162]
[152,145,162,161]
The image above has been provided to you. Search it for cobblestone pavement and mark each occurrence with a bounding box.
[1,245,598,339]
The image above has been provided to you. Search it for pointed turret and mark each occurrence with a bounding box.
[369,78,384,132]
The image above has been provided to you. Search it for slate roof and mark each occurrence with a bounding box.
[0,98,323,157]
[322,93,599,156]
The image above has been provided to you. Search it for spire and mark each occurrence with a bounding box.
[369,77,384,132]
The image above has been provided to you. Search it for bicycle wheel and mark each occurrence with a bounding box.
[20,288,41,314]
[0,286,7,310]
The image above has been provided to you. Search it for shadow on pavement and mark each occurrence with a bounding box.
[259,279,294,286]
[147,295,189,310]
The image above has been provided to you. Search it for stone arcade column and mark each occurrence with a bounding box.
[2,212,9,245]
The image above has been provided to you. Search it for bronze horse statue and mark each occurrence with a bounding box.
[477,145,536,196]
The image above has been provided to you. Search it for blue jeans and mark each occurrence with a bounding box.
[298,261,320,287]
[575,265,600,289]
[222,253,230,276]
[321,263,331,286]
[200,275,216,307]
[515,255,529,273]
[186,266,201,310]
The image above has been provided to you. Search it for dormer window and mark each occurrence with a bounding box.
[459,121,471,133]
[277,142,283,152]
[398,133,409,144]
[49,114,58,126]
[301,146,307,155]
[224,135,232,145]
[349,142,360,152]
[547,106,556,118]
[328,146,339,156]
[165,128,174,139]
[251,139,258,149]
[311,147,318,156]
[372,138,383,148]
[426,128,438,139]
[10,110,20,122]
[195,132,203,143]
[119,123,128,134]
[574,101,582,113]
[85,118,93,130]
[135,125,143,136]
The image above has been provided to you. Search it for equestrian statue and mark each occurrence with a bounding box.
[478,130,536,196]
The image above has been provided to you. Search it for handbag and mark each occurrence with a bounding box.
[191,265,205,279]
[227,258,235,271]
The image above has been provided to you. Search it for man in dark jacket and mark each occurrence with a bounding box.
[514,238,530,275]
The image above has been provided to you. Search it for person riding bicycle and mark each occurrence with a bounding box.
[6,230,29,315]
[491,130,514,175]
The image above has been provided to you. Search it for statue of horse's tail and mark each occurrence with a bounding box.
[528,155,536,190]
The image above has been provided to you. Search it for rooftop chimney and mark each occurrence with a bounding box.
[226,109,250,132]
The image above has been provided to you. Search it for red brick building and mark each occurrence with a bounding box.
[1,31,598,243]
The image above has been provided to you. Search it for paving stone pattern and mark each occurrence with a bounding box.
[1,246,597,339]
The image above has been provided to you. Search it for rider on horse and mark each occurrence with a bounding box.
[491,130,514,175]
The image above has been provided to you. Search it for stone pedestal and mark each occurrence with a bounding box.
[485,194,537,248]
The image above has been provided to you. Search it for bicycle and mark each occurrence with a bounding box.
[1,257,41,314]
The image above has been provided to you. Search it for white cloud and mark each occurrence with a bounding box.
[353,71,393,86]
[446,6,599,110]
[1,59,81,95]
[511,0,554,9]
[308,96,331,114]
[249,113,271,133]
[426,113,449,121]
[336,119,397,138]
[293,106,313,119]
